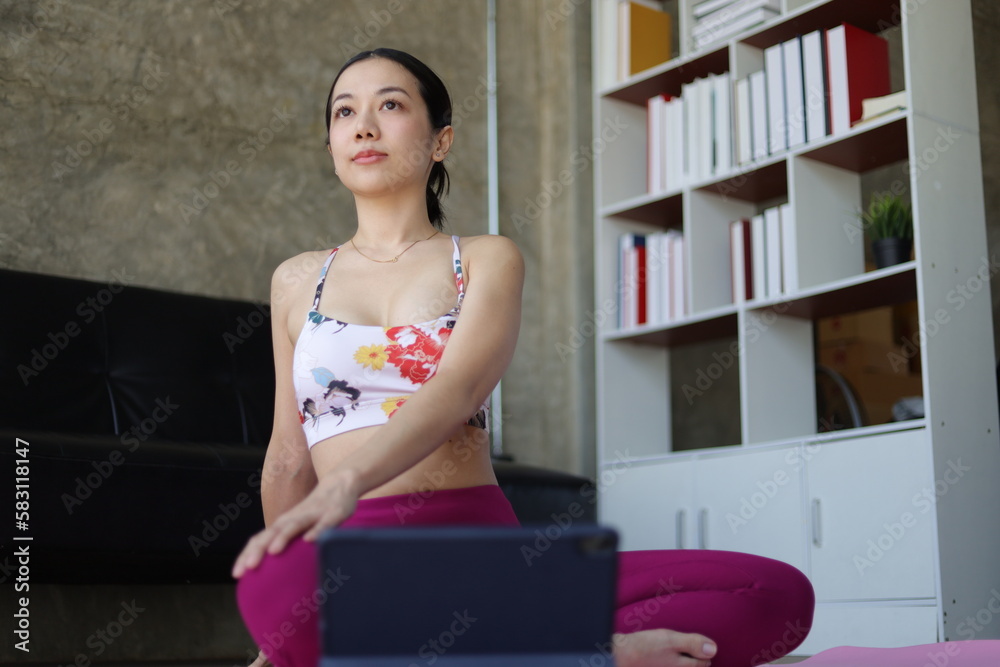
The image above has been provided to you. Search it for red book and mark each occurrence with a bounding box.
[635,235,647,325]
[730,219,754,302]
[826,23,890,135]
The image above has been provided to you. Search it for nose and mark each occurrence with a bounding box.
[354,107,379,140]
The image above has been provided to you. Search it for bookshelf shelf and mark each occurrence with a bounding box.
[603,304,738,345]
[594,0,1000,653]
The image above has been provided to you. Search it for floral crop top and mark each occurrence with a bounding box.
[292,235,489,449]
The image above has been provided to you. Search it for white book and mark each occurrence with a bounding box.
[826,24,850,135]
[693,0,741,19]
[692,0,781,37]
[765,206,782,298]
[802,29,828,143]
[731,219,746,304]
[617,1,630,83]
[663,98,676,191]
[671,233,685,319]
[713,73,733,176]
[698,78,714,182]
[673,96,688,188]
[598,0,619,89]
[749,70,768,161]
[683,80,702,184]
[694,8,779,49]
[783,37,807,149]
[779,203,798,294]
[619,234,634,328]
[764,43,786,155]
[735,77,752,165]
[647,95,663,194]
[751,213,767,300]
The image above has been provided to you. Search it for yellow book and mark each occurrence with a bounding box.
[619,2,672,79]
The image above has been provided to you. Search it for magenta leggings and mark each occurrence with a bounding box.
[236,484,814,667]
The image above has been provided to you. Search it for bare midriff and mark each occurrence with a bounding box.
[308,423,498,500]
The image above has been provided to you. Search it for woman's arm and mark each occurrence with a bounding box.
[233,236,523,575]
[260,257,318,524]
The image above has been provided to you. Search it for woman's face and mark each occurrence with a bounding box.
[327,57,449,197]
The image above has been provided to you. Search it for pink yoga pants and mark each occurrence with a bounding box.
[236,484,815,667]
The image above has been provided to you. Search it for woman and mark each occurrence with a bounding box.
[233,48,814,667]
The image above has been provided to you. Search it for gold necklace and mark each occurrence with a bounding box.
[350,230,439,263]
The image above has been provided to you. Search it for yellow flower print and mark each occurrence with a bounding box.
[381,396,408,418]
[353,344,388,371]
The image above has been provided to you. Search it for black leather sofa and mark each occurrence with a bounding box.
[0,267,594,585]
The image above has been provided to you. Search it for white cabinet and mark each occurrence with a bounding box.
[601,447,805,572]
[806,429,937,602]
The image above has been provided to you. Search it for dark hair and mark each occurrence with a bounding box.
[325,48,452,229]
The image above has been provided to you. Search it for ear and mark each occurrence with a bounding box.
[432,125,454,162]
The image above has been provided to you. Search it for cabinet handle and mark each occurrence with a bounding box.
[698,508,708,549]
[675,509,686,549]
[812,498,822,547]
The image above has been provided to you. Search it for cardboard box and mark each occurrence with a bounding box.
[817,306,895,346]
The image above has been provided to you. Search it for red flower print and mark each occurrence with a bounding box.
[385,325,451,385]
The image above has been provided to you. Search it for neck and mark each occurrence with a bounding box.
[351,189,437,246]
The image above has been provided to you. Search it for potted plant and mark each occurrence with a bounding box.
[858,192,913,269]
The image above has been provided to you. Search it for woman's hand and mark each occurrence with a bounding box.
[232,469,361,579]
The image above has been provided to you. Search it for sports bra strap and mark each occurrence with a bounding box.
[311,247,339,311]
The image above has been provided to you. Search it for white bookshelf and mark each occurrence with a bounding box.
[593,0,1000,653]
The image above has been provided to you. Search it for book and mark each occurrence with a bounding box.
[802,29,829,143]
[693,0,741,19]
[765,42,786,155]
[826,23,891,135]
[730,218,754,302]
[713,72,733,176]
[749,70,768,161]
[765,206,782,298]
[693,0,780,35]
[693,7,779,49]
[670,232,685,319]
[619,1,673,80]
[647,94,669,193]
[698,77,714,181]
[783,36,807,149]
[751,213,767,300]
[779,203,797,294]
[683,79,703,182]
[859,90,908,124]
[735,77,753,165]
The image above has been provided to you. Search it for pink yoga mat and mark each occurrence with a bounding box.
[788,640,1000,666]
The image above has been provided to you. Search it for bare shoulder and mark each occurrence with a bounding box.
[459,234,524,271]
[270,249,331,307]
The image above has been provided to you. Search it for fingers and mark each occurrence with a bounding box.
[672,631,717,662]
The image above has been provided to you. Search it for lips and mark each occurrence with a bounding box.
[352,149,387,164]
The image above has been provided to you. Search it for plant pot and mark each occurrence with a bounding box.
[872,237,912,269]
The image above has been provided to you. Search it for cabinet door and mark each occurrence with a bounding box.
[599,459,696,551]
[696,448,807,573]
[807,429,937,601]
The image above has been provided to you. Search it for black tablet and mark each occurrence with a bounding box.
[317,524,619,666]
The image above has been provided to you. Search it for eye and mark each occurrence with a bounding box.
[334,106,352,118]
[382,99,402,111]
